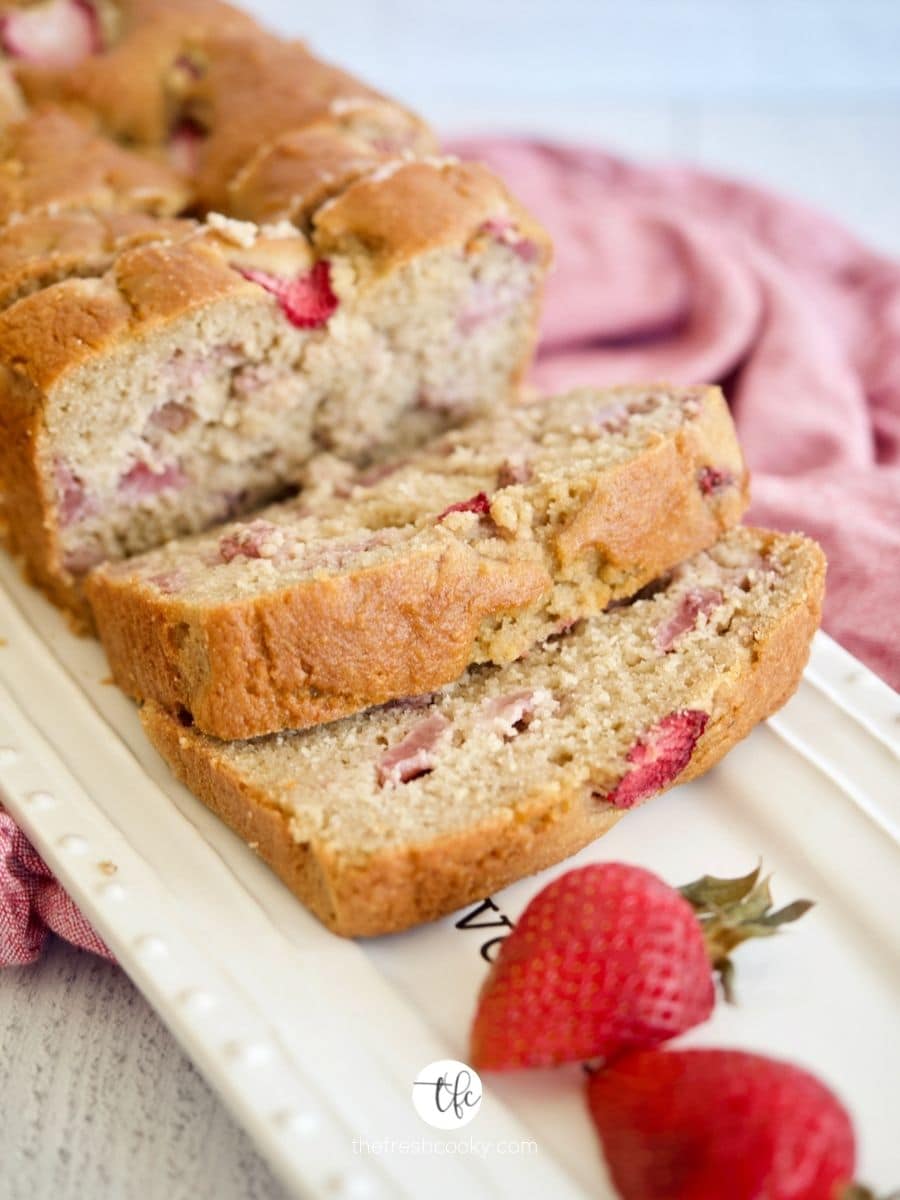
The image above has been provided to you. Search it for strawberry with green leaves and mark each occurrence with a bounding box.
[470,862,811,1071]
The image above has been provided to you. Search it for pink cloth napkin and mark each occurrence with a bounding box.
[450,138,900,689]
[0,808,110,965]
[2,138,899,967]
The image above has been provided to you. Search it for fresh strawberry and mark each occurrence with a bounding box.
[587,1048,867,1200]
[469,863,811,1070]
[238,260,338,329]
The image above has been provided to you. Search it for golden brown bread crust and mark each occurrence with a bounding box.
[0,62,27,123]
[0,362,82,617]
[225,127,388,227]
[142,701,625,938]
[0,107,189,223]
[14,0,258,146]
[178,30,436,210]
[312,158,551,276]
[86,387,748,740]
[0,235,256,391]
[139,534,825,937]
[91,538,552,737]
[0,209,193,309]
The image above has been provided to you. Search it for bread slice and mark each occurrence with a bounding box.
[88,384,748,739]
[0,161,550,622]
[140,527,826,937]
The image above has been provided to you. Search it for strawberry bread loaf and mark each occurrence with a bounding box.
[8,2,434,196]
[141,527,826,937]
[88,384,749,739]
[0,160,550,621]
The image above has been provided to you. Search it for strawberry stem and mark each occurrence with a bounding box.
[840,1186,900,1199]
[678,863,814,1003]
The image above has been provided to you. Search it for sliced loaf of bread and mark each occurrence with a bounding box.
[0,161,550,621]
[140,526,826,937]
[11,4,433,197]
[88,384,748,739]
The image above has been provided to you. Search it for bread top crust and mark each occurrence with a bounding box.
[225,127,389,227]
[0,230,277,389]
[2,5,550,299]
[13,0,258,145]
[0,107,189,223]
[0,208,193,308]
[312,159,553,274]
[179,30,436,209]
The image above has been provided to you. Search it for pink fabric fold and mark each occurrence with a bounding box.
[0,807,111,965]
[450,138,900,688]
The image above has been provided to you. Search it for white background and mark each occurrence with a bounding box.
[2,4,898,1199]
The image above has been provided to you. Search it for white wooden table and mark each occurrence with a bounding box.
[2,3,899,1197]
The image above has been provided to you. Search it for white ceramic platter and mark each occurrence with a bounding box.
[0,554,898,1199]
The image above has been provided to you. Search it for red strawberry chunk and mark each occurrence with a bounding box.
[698,465,735,495]
[167,119,205,176]
[63,542,104,575]
[590,402,631,435]
[604,709,709,809]
[480,688,553,738]
[54,459,95,526]
[655,588,723,652]
[480,216,540,263]
[119,461,187,500]
[377,713,449,787]
[147,569,185,595]
[172,52,204,82]
[218,519,283,564]
[457,280,512,335]
[587,1049,857,1200]
[1,0,100,65]
[496,457,532,487]
[470,863,714,1070]
[147,400,194,434]
[512,238,539,263]
[238,260,338,330]
[436,492,491,523]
